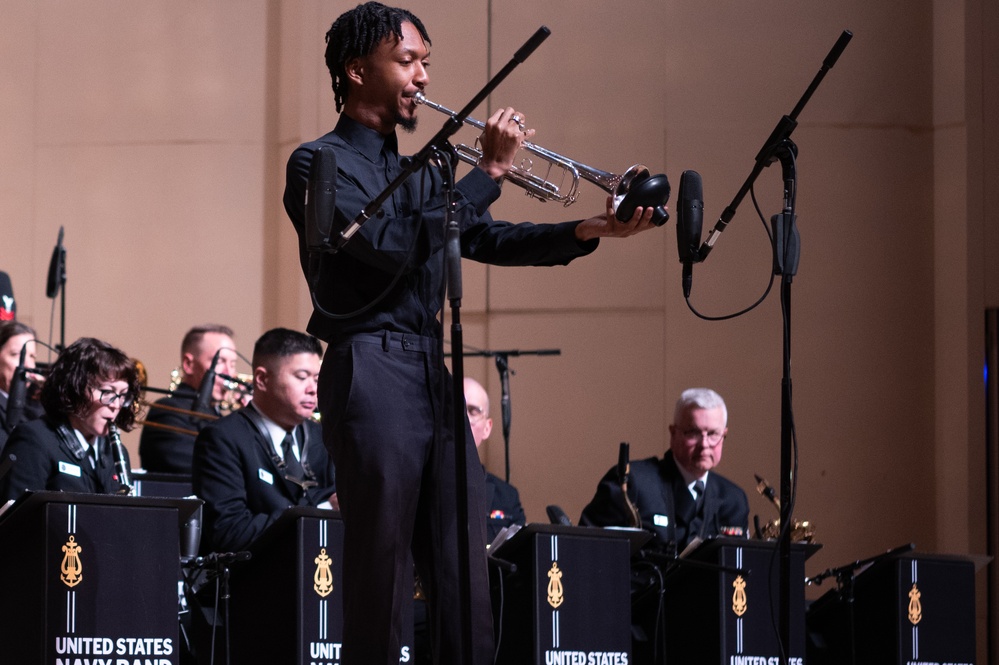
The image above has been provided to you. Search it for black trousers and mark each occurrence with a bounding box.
[320,331,493,665]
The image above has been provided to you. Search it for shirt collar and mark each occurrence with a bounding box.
[250,402,294,450]
[335,113,399,163]
[73,428,95,452]
[671,455,709,490]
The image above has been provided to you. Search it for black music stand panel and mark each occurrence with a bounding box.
[132,471,194,499]
[661,538,812,665]
[491,524,639,665]
[806,553,976,665]
[222,507,414,665]
[0,491,199,662]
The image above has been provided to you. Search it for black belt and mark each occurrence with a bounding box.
[336,330,437,353]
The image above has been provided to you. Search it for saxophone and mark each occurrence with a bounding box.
[618,442,642,528]
[754,474,815,543]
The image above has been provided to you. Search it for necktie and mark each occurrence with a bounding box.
[282,431,304,482]
[687,479,705,544]
[693,479,705,516]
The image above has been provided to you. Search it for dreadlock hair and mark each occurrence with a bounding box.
[325,2,431,113]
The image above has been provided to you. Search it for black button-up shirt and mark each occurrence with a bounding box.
[284,114,598,342]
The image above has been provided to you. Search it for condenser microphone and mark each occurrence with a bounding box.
[193,348,221,414]
[46,226,65,299]
[676,170,704,298]
[546,505,573,527]
[617,441,630,486]
[305,145,337,254]
[4,343,29,433]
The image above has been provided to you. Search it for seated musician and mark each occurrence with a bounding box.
[463,377,526,542]
[139,324,240,474]
[580,387,749,549]
[192,328,336,553]
[0,337,139,501]
[0,321,45,451]
[579,387,749,665]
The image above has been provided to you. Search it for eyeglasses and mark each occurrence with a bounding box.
[97,388,133,409]
[466,405,487,423]
[681,429,725,446]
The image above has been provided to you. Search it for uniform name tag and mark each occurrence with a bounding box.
[653,514,669,527]
[258,469,274,485]
[58,461,82,478]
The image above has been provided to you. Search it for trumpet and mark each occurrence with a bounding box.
[414,93,670,223]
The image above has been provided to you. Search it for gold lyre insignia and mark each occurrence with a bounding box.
[314,548,333,598]
[907,583,922,625]
[60,536,83,588]
[547,561,564,609]
[732,575,748,617]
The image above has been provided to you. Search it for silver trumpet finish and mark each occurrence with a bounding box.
[414,92,650,208]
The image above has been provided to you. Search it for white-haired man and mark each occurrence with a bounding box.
[580,387,748,549]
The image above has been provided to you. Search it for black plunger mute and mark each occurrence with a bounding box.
[615,171,671,227]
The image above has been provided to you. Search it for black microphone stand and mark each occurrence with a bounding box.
[443,29,551,665]
[805,543,914,665]
[636,545,751,665]
[45,226,67,352]
[689,30,853,664]
[182,551,251,665]
[460,347,561,482]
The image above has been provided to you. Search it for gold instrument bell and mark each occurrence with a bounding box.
[754,474,816,543]
[168,366,253,416]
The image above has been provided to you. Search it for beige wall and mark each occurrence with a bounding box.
[3,0,996,655]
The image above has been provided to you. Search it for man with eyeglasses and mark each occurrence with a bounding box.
[464,377,525,543]
[1,337,141,500]
[580,387,748,550]
[192,328,336,553]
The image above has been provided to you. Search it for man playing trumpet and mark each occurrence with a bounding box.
[282,4,660,664]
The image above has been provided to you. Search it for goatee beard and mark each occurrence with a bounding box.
[396,113,418,133]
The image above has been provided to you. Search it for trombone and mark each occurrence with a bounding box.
[136,396,218,438]
[132,359,219,437]
[414,92,668,219]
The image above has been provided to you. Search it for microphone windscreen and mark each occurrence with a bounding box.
[546,505,573,527]
[193,349,221,414]
[617,442,630,485]
[46,227,65,299]
[4,343,29,433]
[676,170,704,263]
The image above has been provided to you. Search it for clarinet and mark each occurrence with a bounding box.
[107,421,134,495]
